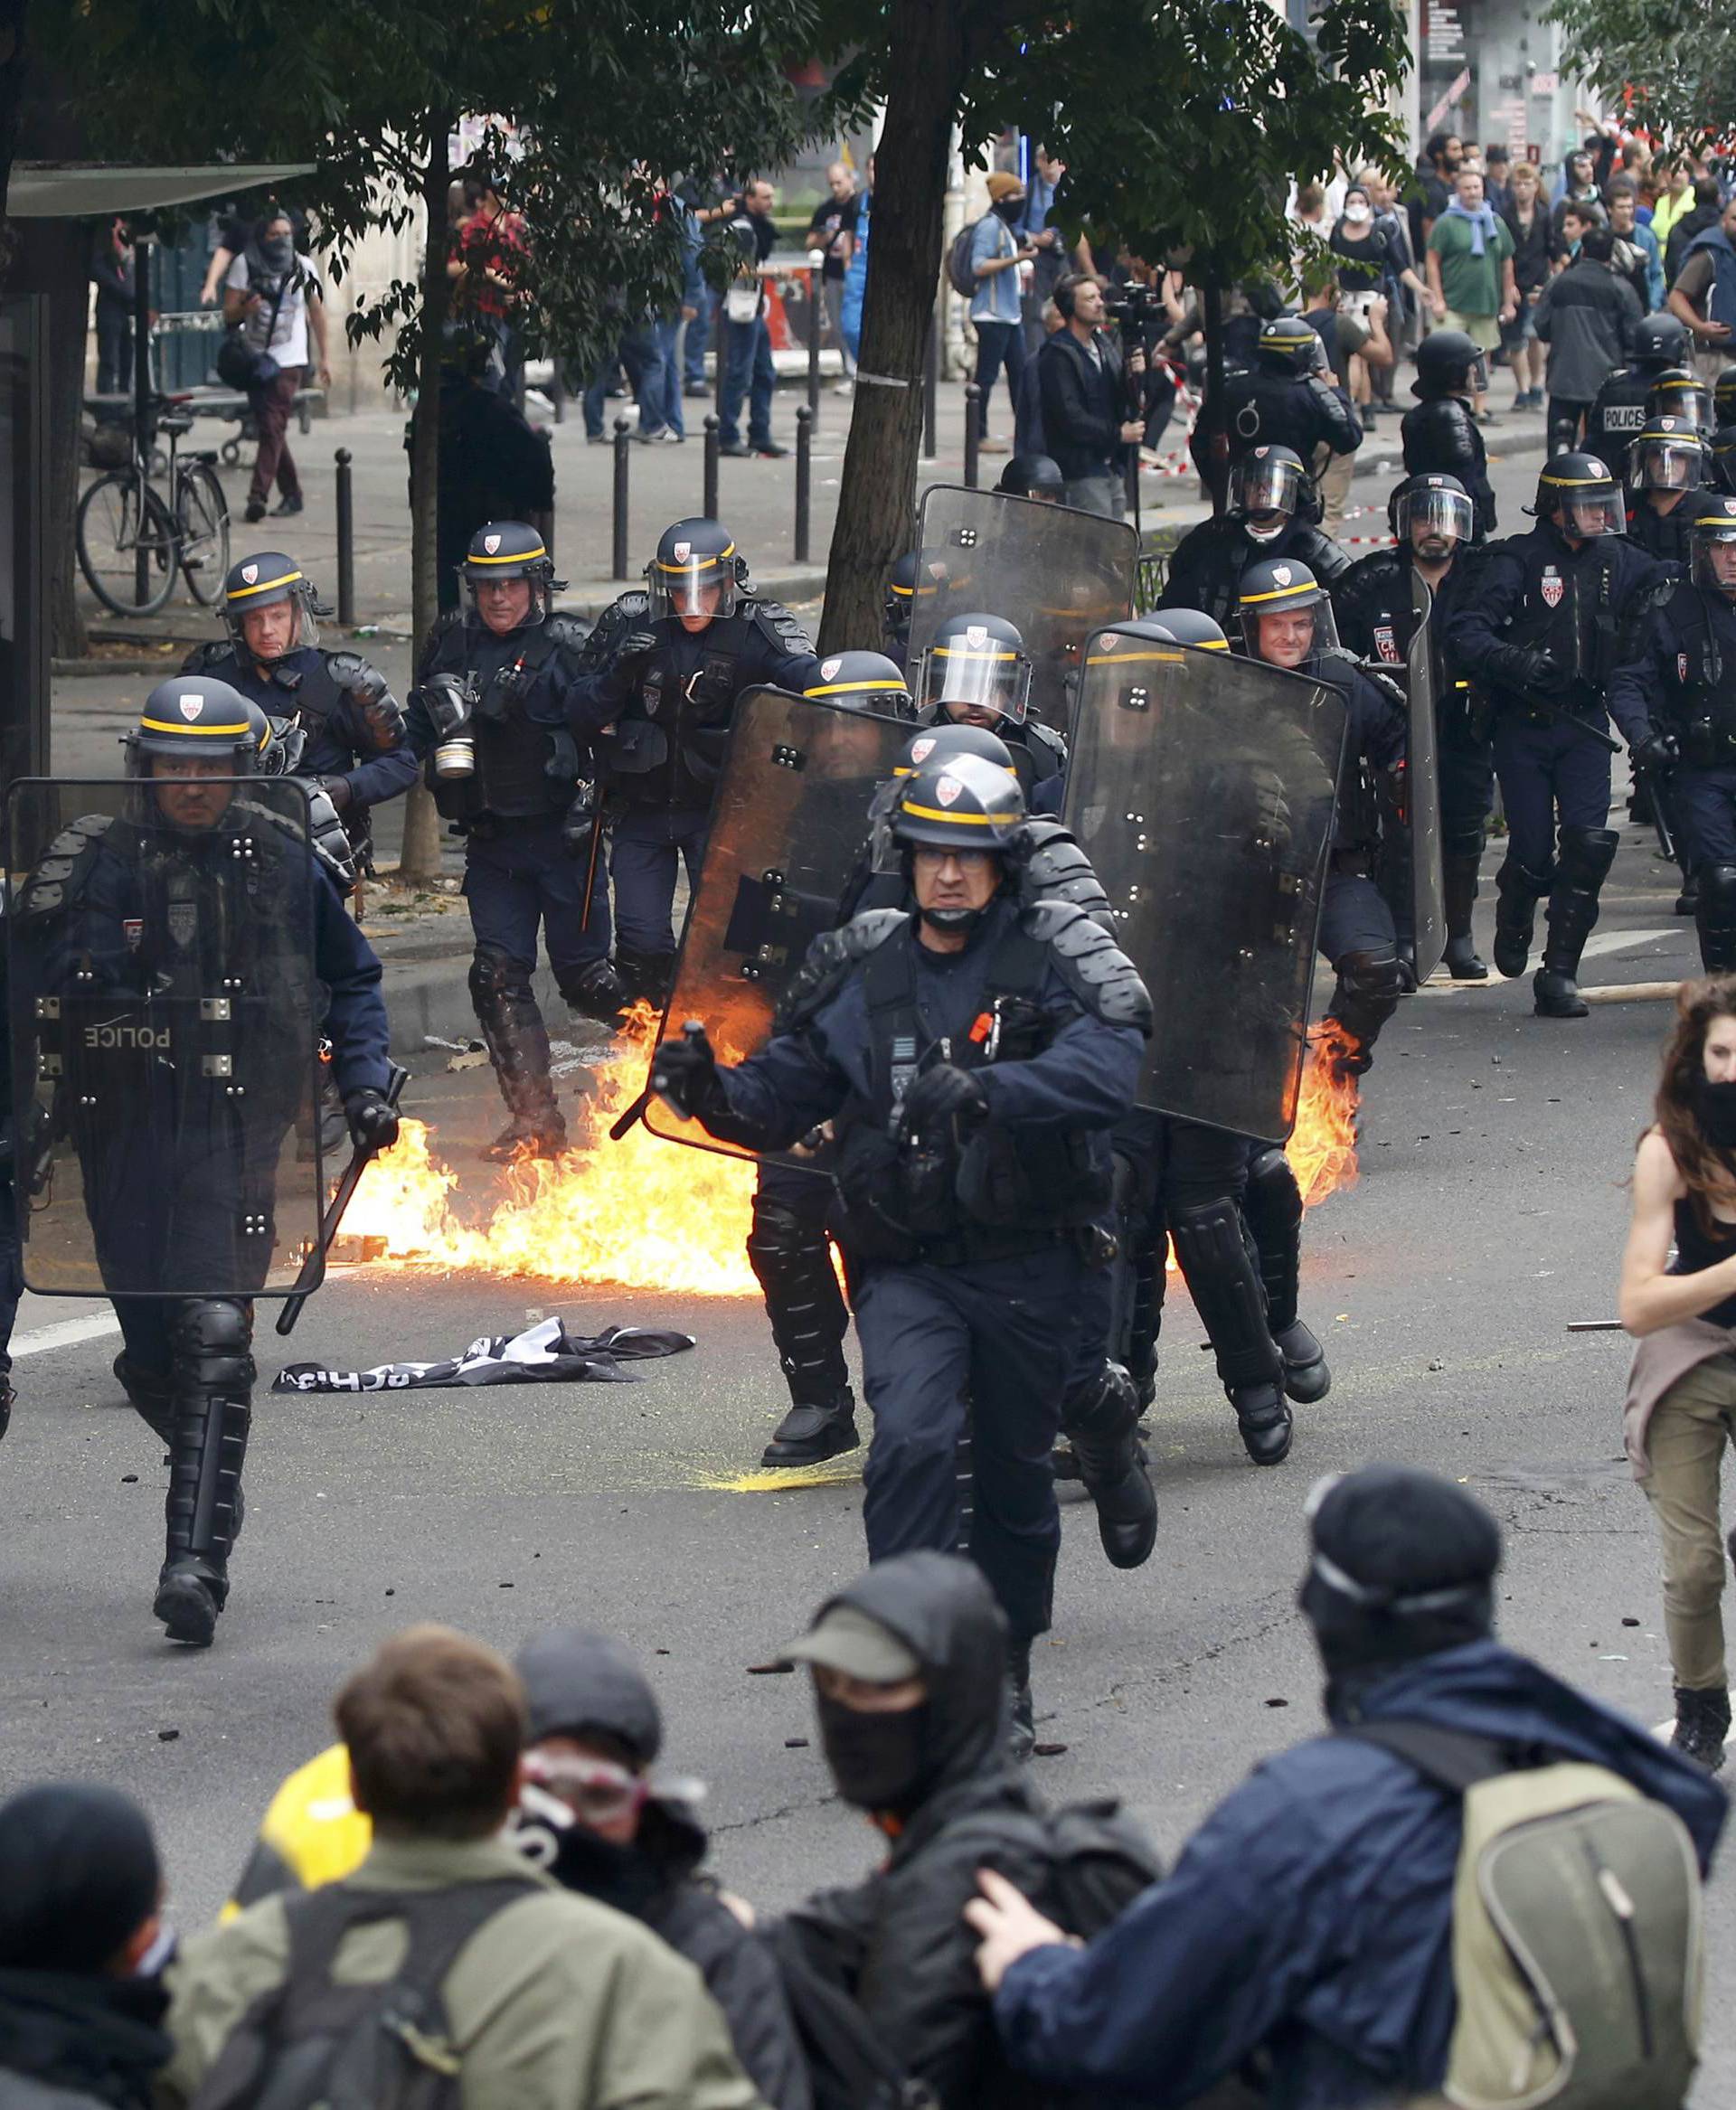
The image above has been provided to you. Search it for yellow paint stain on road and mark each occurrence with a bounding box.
[696,1460,864,1493]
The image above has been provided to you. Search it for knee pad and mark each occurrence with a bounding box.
[1336,947,1404,1008]
[1700,864,1736,921]
[1442,823,1488,862]
[1554,826,1618,890]
[171,1299,255,1395]
[747,1189,831,1264]
[1061,1360,1139,1444]
[469,944,534,1015]
[1242,1145,1303,1239]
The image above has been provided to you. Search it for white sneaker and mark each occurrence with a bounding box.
[832,378,855,396]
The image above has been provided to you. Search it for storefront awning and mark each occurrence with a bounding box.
[9,164,316,218]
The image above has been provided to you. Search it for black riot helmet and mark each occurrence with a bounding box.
[1690,495,1736,601]
[1648,368,1714,435]
[884,551,938,647]
[892,722,1014,777]
[804,651,914,717]
[126,676,271,779]
[891,751,1025,852]
[1633,312,1692,372]
[1712,426,1736,496]
[916,611,1034,727]
[646,516,741,624]
[1412,328,1487,400]
[222,550,326,660]
[1391,471,1475,551]
[1231,444,1307,541]
[460,521,560,626]
[1716,367,1736,429]
[1125,609,1231,651]
[1629,414,1710,494]
[1530,452,1626,538]
[995,453,1066,502]
[1238,556,1340,663]
[1255,315,1318,376]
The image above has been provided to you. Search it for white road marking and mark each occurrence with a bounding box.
[1577,927,1679,962]
[11,1311,122,1359]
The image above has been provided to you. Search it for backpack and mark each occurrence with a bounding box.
[771,1798,1161,2110]
[188,1877,541,2110]
[947,217,989,300]
[1345,1721,1703,2110]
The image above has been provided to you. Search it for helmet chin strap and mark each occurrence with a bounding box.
[917,900,989,936]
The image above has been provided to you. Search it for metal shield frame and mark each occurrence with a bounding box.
[1404,575,1448,984]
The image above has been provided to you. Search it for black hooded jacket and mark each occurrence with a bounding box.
[0,1973,169,2109]
[778,1554,1052,2110]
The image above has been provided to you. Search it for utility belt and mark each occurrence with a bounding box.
[1681,715,1736,768]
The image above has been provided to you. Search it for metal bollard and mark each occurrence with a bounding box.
[963,382,982,489]
[335,448,355,628]
[923,323,939,459]
[807,258,823,418]
[703,414,720,522]
[794,405,813,564]
[611,417,632,580]
[551,363,566,425]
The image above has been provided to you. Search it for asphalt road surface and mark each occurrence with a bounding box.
[10,436,1736,2096]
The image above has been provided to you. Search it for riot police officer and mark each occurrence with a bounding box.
[1204,313,1361,481]
[1158,446,1352,631]
[1335,472,1495,977]
[882,551,939,672]
[557,517,820,1002]
[1626,416,1712,569]
[1240,560,1408,1073]
[995,454,1066,502]
[1445,455,1666,1017]
[1143,608,1231,651]
[1717,367,1736,432]
[803,651,914,717]
[1587,312,1694,485]
[651,753,1148,1744]
[1714,428,1736,498]
[1610,495,1736,971]
[184,552,416,866]
[912,610,1068,806]
[1650,369,1714,435]
[407,520,614,1161]
[12,678,395,1645]
[1401,330,1497,538]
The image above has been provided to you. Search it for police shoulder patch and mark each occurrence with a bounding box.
[1022,900,1153,1032]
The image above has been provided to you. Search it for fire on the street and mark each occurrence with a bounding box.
[338,1006,1361,1296]
[1285,1021,1363,1208]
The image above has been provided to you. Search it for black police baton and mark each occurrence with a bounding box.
[610,1019,703,1142]
[276,1062,410,1338]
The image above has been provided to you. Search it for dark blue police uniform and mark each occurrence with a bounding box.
[1159,515,1353,634]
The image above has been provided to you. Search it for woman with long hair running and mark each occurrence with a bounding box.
[1621,974,1736,1769]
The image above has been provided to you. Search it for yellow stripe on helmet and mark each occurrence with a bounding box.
[900,801,1004,824]
[805,680,909,698]
[139,716,255,737]
[1083,648,1185,666]
[1241,584,1318,605]
[932,645,1016,661]
[467,543,548,565]
[225,568,303,601]
[654,542,735,573]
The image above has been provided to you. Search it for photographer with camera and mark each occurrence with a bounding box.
[1035,272,1148,518]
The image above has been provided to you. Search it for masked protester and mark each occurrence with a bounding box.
[511,1628,812,2110]
[0,1783,170,2110]
[967,1467,1725,2110]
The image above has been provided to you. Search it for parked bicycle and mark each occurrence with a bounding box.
[77,395,230,617]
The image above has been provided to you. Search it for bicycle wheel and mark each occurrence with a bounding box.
[76,472,177,617]
[176,463,231,608]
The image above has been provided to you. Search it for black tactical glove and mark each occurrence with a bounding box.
[344,1088,401,1154]
[318,775,354,812]
[899,1062,987,1137]
[618,628,659,670]
[651,1025,729,1124]
[1490,644,1568,698]
[1631,728,1680,773]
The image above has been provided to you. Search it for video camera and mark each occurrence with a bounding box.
[1102,282,1168,351]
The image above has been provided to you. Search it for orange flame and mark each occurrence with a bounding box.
[1285,1020,1362,1208]
[341,1003,761,1295]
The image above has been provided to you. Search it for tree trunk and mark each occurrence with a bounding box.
[817,0,967,654]
[18,216,90,660]
[397,110,452,884]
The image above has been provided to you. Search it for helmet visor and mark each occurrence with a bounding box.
[1655,381,1713,433]
[1692,529,1736,599]
[646,555,738,623]
[1632,438,1705,492]
[1232,454,1303,522]
[1553,488,1627,538]
[225,579,318,660]
[1241,593,1338,666]
[919,639,1033,725]
[1397,484,1475,548]
[461,564,548,626]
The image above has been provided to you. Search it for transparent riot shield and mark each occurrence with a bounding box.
[906,485,1137,732]
[644,690,914,1158]
[1063,631,1347,1143]
[1403,576,1448,983]
[5,777,326,1296]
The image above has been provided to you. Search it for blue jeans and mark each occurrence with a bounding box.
[1492,714,1614,871]
[720,315,775,448]
[651,315,684,439]
[583,323,658,439]
[684,288,713,390]
[972,318,1024,438]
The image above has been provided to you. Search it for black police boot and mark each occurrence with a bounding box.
[762,1391,861,1468]
[1533,825,1618,1019]
[1325,948,1403,1077]
[615,945,677,1007]
[471,948,567,1159]
[561,958,629,1027]
[114,1352,175,1446]
[1006,1640,1036,1764]
[1670,1686,1731,1773]
[1492,856,1553,979]
[154,1301,252,1648]
[1170,1197,1292,1465]
[1677,871,1701,918]
[0,1380,12,1442]
[1442,850,1488,980]
[1696,865,1736,974]
[1242,1147,1331,1405]
[1060,1361,1157,1570]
